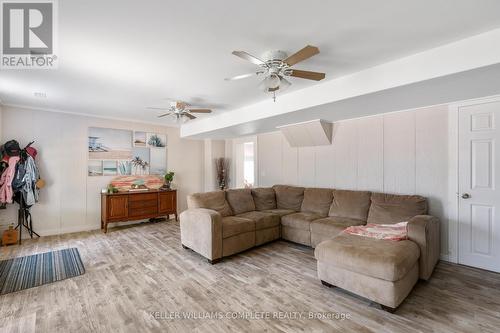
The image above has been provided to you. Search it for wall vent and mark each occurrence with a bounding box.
[277,119,333,147]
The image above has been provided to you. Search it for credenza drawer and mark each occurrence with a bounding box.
[129,206,158,217]
[128,193,157,202]
[128,199,157,210]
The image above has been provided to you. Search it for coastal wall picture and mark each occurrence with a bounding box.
[88,160,103,176]
[88,127,167,176]
[88,127,133,160]
[131,147,150,175]
[134,131,147,147]
[118,161,132,175]
[150,148,167,175]
[103,160,118,176]
[147,133,167,148]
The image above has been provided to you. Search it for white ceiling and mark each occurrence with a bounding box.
[2,0,500,126]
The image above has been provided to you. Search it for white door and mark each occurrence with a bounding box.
[458,100,500,272]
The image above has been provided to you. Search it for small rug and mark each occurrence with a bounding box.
[0,248,85,295]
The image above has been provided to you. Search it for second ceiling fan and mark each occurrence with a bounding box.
[225,45,326,101]
[148,101,212,122]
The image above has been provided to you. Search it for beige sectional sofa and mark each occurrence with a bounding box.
[180,185,440,311]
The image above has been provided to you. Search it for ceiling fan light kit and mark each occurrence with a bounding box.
[226,45,326,102]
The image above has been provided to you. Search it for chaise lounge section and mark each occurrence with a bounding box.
[180,185,440,310]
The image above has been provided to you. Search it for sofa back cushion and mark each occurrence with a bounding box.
[367,193,428,224]
[329,189,371,221]
[187,191,233,217]
[251,187,276,210]
[225,188,256,215]
[301,188,333,217]
[273,185,305,211]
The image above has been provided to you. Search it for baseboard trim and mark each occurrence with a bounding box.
[439,253,457,263]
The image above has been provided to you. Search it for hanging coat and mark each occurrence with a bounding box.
[21,155,39,206]
[0,156,20,204]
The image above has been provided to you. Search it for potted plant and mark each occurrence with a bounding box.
[164,171,175,189]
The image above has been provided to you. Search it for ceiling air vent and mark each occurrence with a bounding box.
[277,119,333,147]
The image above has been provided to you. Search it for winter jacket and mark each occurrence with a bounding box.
[0,156,20,204]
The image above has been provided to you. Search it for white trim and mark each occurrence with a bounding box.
[440,254,453,263]
[447,105,460,264]
[1,103,180,128]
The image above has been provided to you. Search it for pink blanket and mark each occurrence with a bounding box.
[344,222,408,241]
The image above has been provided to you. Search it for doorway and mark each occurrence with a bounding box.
[233,136,257,188]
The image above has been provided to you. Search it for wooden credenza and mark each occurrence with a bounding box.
[101,189,177,233]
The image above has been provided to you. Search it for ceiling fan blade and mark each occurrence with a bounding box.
[232,51,265,66]
[224,73,255,81]
[157,112,172,118]
[289,69,325,81]
[147,106,170,110]
[284,45,320,66]
[184,113,196,120]
[188,109,212,113]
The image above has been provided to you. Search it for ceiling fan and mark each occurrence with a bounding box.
[147,101,212,122]
[225,45,326,101]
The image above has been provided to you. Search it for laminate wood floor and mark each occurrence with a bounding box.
[1,221,499,333]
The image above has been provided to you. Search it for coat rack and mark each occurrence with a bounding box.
[11,140,40,244]
[15,196,40,244]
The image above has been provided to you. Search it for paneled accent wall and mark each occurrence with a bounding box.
[257,106,450,257]
[0,106,205,236]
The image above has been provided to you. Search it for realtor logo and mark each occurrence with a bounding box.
[1,0,58,69]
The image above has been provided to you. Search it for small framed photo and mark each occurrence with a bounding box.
[88,160,103,176]
[147,133,167,148]
[134,131,147,147]
[103,160,118,176]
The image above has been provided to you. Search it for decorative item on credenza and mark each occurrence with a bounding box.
[163,171,175,190]
[215,157,230,190]
[129,179,149,192]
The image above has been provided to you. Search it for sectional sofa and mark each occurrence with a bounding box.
[180,185,440,310]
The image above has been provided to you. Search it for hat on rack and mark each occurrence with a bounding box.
[26,147,38,158]
[3,140,21,156]
[36,179,46,189]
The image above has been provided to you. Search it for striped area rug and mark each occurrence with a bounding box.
[0,248,85,295]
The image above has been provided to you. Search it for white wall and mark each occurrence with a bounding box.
[0,106,204,236]
[256,105,451,259]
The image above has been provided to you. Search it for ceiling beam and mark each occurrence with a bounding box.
[181,28,500,138]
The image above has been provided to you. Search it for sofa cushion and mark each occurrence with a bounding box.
[261,208,295,217]
[310,217,366,237]
[273,185,305,211]
[301,188,333,217]
[236,211,280,230]
[225,188,255,215]
[251,187,277,210]
[222,216,255,238]
[281,212,322,230]
[314,233,420,281]
[367,193,428,225]
[187,191,233,217]
[329,189,371,221]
